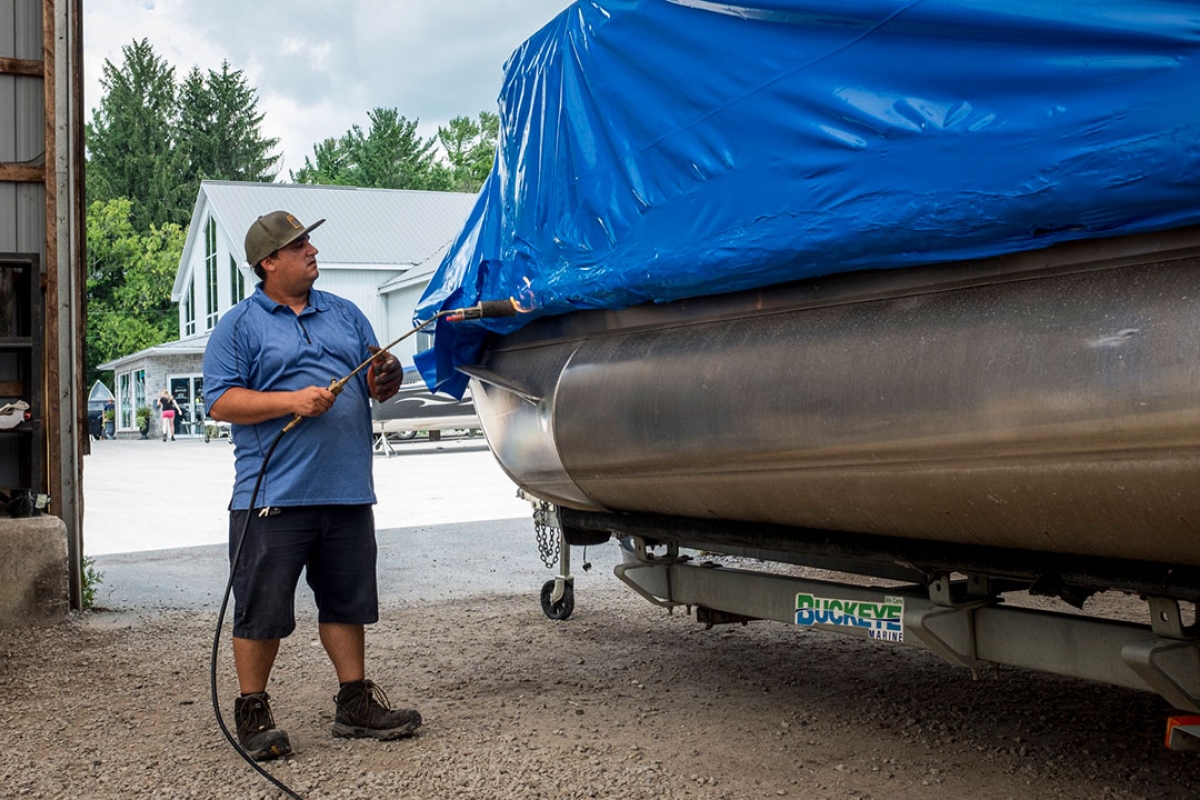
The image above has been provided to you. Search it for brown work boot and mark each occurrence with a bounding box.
[234,692,292,761]
[332,679,422,740]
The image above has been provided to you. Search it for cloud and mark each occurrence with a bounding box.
[84,0,572,178]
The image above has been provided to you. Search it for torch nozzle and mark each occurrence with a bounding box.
[444,299,523,323]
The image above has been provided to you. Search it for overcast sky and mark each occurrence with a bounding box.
[83,0,573,180]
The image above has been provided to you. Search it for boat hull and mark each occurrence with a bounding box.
[468,227,1200,570]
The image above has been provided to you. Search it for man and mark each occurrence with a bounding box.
[203,210,419,761]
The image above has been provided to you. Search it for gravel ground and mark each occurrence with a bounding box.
[2,562,1199,800]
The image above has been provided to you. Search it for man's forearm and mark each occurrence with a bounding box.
[208,388,300,425]
[209,386,341,425]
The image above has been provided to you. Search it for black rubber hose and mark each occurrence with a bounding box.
[209,425,304,800]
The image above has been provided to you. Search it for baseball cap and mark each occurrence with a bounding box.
[244,210,326,267]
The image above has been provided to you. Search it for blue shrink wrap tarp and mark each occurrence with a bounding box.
[415,0,1200,396]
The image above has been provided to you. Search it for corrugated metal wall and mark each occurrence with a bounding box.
[1,0,86,610]
[0,0,47,253]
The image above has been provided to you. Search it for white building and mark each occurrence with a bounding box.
[98,181,477,438]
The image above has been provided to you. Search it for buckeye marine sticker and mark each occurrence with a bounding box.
[794,593,904,642]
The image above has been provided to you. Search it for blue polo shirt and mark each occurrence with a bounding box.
[203,284,380,510]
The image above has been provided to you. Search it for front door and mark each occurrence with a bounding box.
[169,375,205,437]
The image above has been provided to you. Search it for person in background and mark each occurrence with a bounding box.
[203,210,415,762]
[155,389,179,441]
[103,398,115,440]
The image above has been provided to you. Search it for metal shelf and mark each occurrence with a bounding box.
[0,254,42,497]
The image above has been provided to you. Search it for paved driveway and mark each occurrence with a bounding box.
[82,435,585,612]
[83,435,530,555]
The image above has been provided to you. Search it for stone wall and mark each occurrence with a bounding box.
[0,516,68,627]
[110,352,205,439]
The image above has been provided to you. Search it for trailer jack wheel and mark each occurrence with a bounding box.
[541,579,575,620]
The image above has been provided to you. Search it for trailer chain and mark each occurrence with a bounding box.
[533,500,560,569]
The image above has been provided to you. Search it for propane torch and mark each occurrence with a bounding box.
[281,299,523,432]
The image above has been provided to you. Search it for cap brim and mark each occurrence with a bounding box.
[277,217,326,252]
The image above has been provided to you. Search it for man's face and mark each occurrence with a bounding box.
[264,234,319,293]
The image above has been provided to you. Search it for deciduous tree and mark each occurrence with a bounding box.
[85,198,185,386]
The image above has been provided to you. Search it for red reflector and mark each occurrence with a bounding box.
[1165,715,1200,750]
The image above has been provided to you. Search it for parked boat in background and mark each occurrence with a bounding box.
[372,368,479,449]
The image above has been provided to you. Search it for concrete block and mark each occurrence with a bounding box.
[0,516,68,627]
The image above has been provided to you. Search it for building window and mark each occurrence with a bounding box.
[118,372,131,429]
[184,284,196,336]
[134,369,146,419]
[117,369,147,429]
[205,217,219,329]
[229,255,245,305]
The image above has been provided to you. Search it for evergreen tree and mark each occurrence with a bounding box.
[291,137,352,185]
[84,40,280,382]
[175,67,216,181]
[342,107,440,189]
[291,107,444,190]
[177,61,280,185]
[85,39,187,229]
[87,42,279,232]
[437,111,499,193]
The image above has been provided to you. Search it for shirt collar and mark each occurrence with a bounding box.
[250,282,329,315]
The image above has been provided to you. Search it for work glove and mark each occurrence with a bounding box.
[366,345,403,403]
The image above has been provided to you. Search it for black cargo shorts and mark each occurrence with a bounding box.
[228,504,379,639]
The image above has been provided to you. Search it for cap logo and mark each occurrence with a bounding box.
[286,214,302,230]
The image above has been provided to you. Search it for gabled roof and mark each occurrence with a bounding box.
[174,181,478,299]
[97,332,212,372]
[378,241,453,295]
